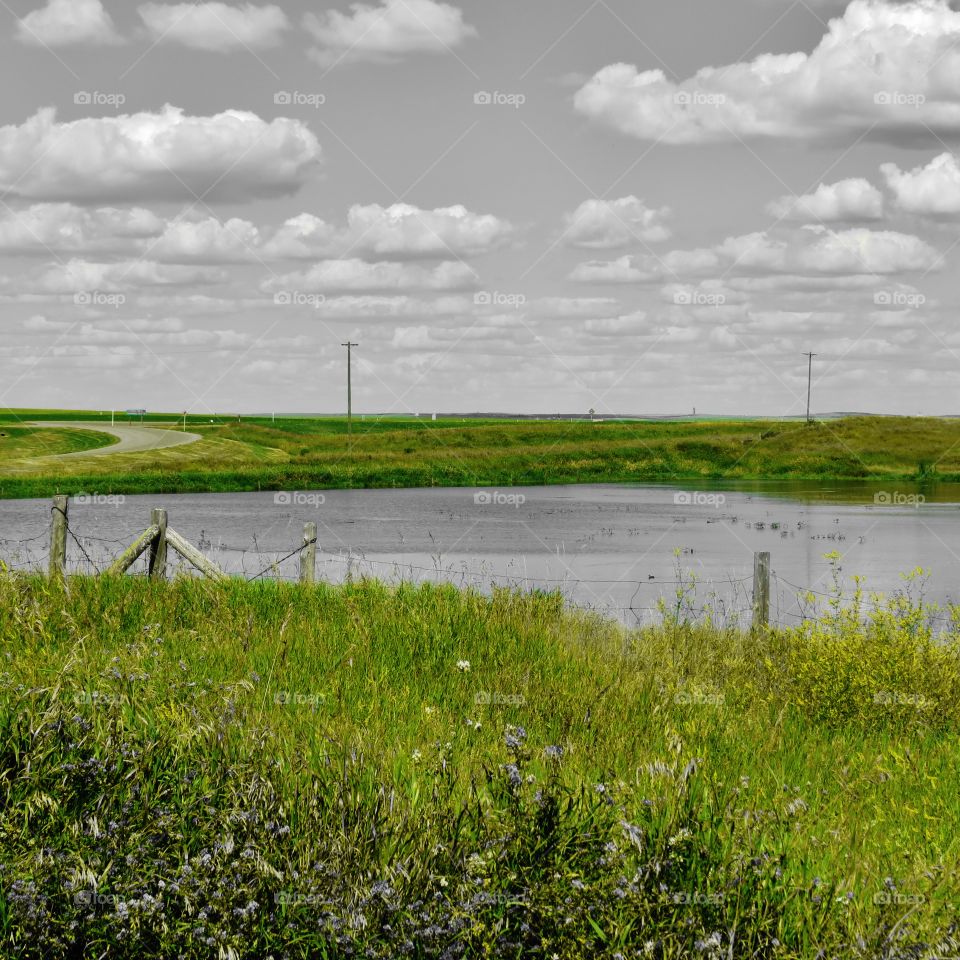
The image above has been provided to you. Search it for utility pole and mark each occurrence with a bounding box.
[803,352,816,423]
[341,342,359,436]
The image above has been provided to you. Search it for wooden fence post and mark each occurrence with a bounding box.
[49,495,68,579]
[752,551,770,630]
[148,508,168,580]
[300,521,317,585]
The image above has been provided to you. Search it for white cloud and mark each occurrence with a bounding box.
[570,227,942,283]
[0,106,321,204]
[881,152,960,215]
[263,259,479,294]
[0,204,164,256]
[304,0,476,67]
[530,297,622,317]
[264,203,512,260]
[7,259,228,295]
[0,202,509,268]
[137,3,289,51]
[343,203,512,258]
[148,217,263,263]
[574,0,960,144]
[307,295,473,318]
[563,196,671,248]
[766,178,884,222]
[17,0,123,47]
[583,312,648,336]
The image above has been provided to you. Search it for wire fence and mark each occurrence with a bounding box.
[1,502,957,632]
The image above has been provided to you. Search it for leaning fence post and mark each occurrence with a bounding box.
[300,521,317,585]
[49,495,68,579]
[752,551,770,630]
[148,508,168,580]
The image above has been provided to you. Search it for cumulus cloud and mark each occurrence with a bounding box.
[137,3,289,51]
[570,226,942,283]
[0,204,163,256]
[583,312,648,336]
[304,0,476,67]
[17,0,123,47]
[563,196,671,248]
[881,152,960,215]
[148,217,263,263]
[6,259,228,295]
[263,259,479,294]
[264,203,512,260]
[766,178,885,222]
[574,0,960,144]
[0,106,321,204]
[0,202,510,268]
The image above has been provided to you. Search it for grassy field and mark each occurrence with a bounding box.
[1,571,959,957]
[2,412,960,499]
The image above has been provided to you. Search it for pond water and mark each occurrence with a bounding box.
[1,481,958,626]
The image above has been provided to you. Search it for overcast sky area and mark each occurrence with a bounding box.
[2,0,960,415]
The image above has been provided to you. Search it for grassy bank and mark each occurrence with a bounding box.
[2,414,960,499]
[1,573,959,957]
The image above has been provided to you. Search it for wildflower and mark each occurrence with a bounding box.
[423,705,436,716]
[411,749,422,763]
[543,745,563,760]
[456,660,471,672]
[668,827,692,847]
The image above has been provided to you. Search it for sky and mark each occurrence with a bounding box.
[1,0,960,416]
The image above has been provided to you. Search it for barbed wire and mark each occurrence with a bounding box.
[1,509,958,630]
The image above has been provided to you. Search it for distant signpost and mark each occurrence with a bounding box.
[125,409,146,423]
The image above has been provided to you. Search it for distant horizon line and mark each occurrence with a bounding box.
[6,409,955,421]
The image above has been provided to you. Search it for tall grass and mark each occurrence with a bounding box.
[6,416,960,499]
[0,572,959,957]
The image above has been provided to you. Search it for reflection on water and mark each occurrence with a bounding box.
[1,482,958,626]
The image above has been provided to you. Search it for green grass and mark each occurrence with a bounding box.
[3,413,960,499]
[1,571,959,957]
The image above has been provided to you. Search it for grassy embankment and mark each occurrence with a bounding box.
[1,413,959,499]
[1,570,959,957]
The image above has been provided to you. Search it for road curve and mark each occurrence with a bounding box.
[34,422,203,458]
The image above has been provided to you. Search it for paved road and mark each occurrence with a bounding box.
[35,422,203,458]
